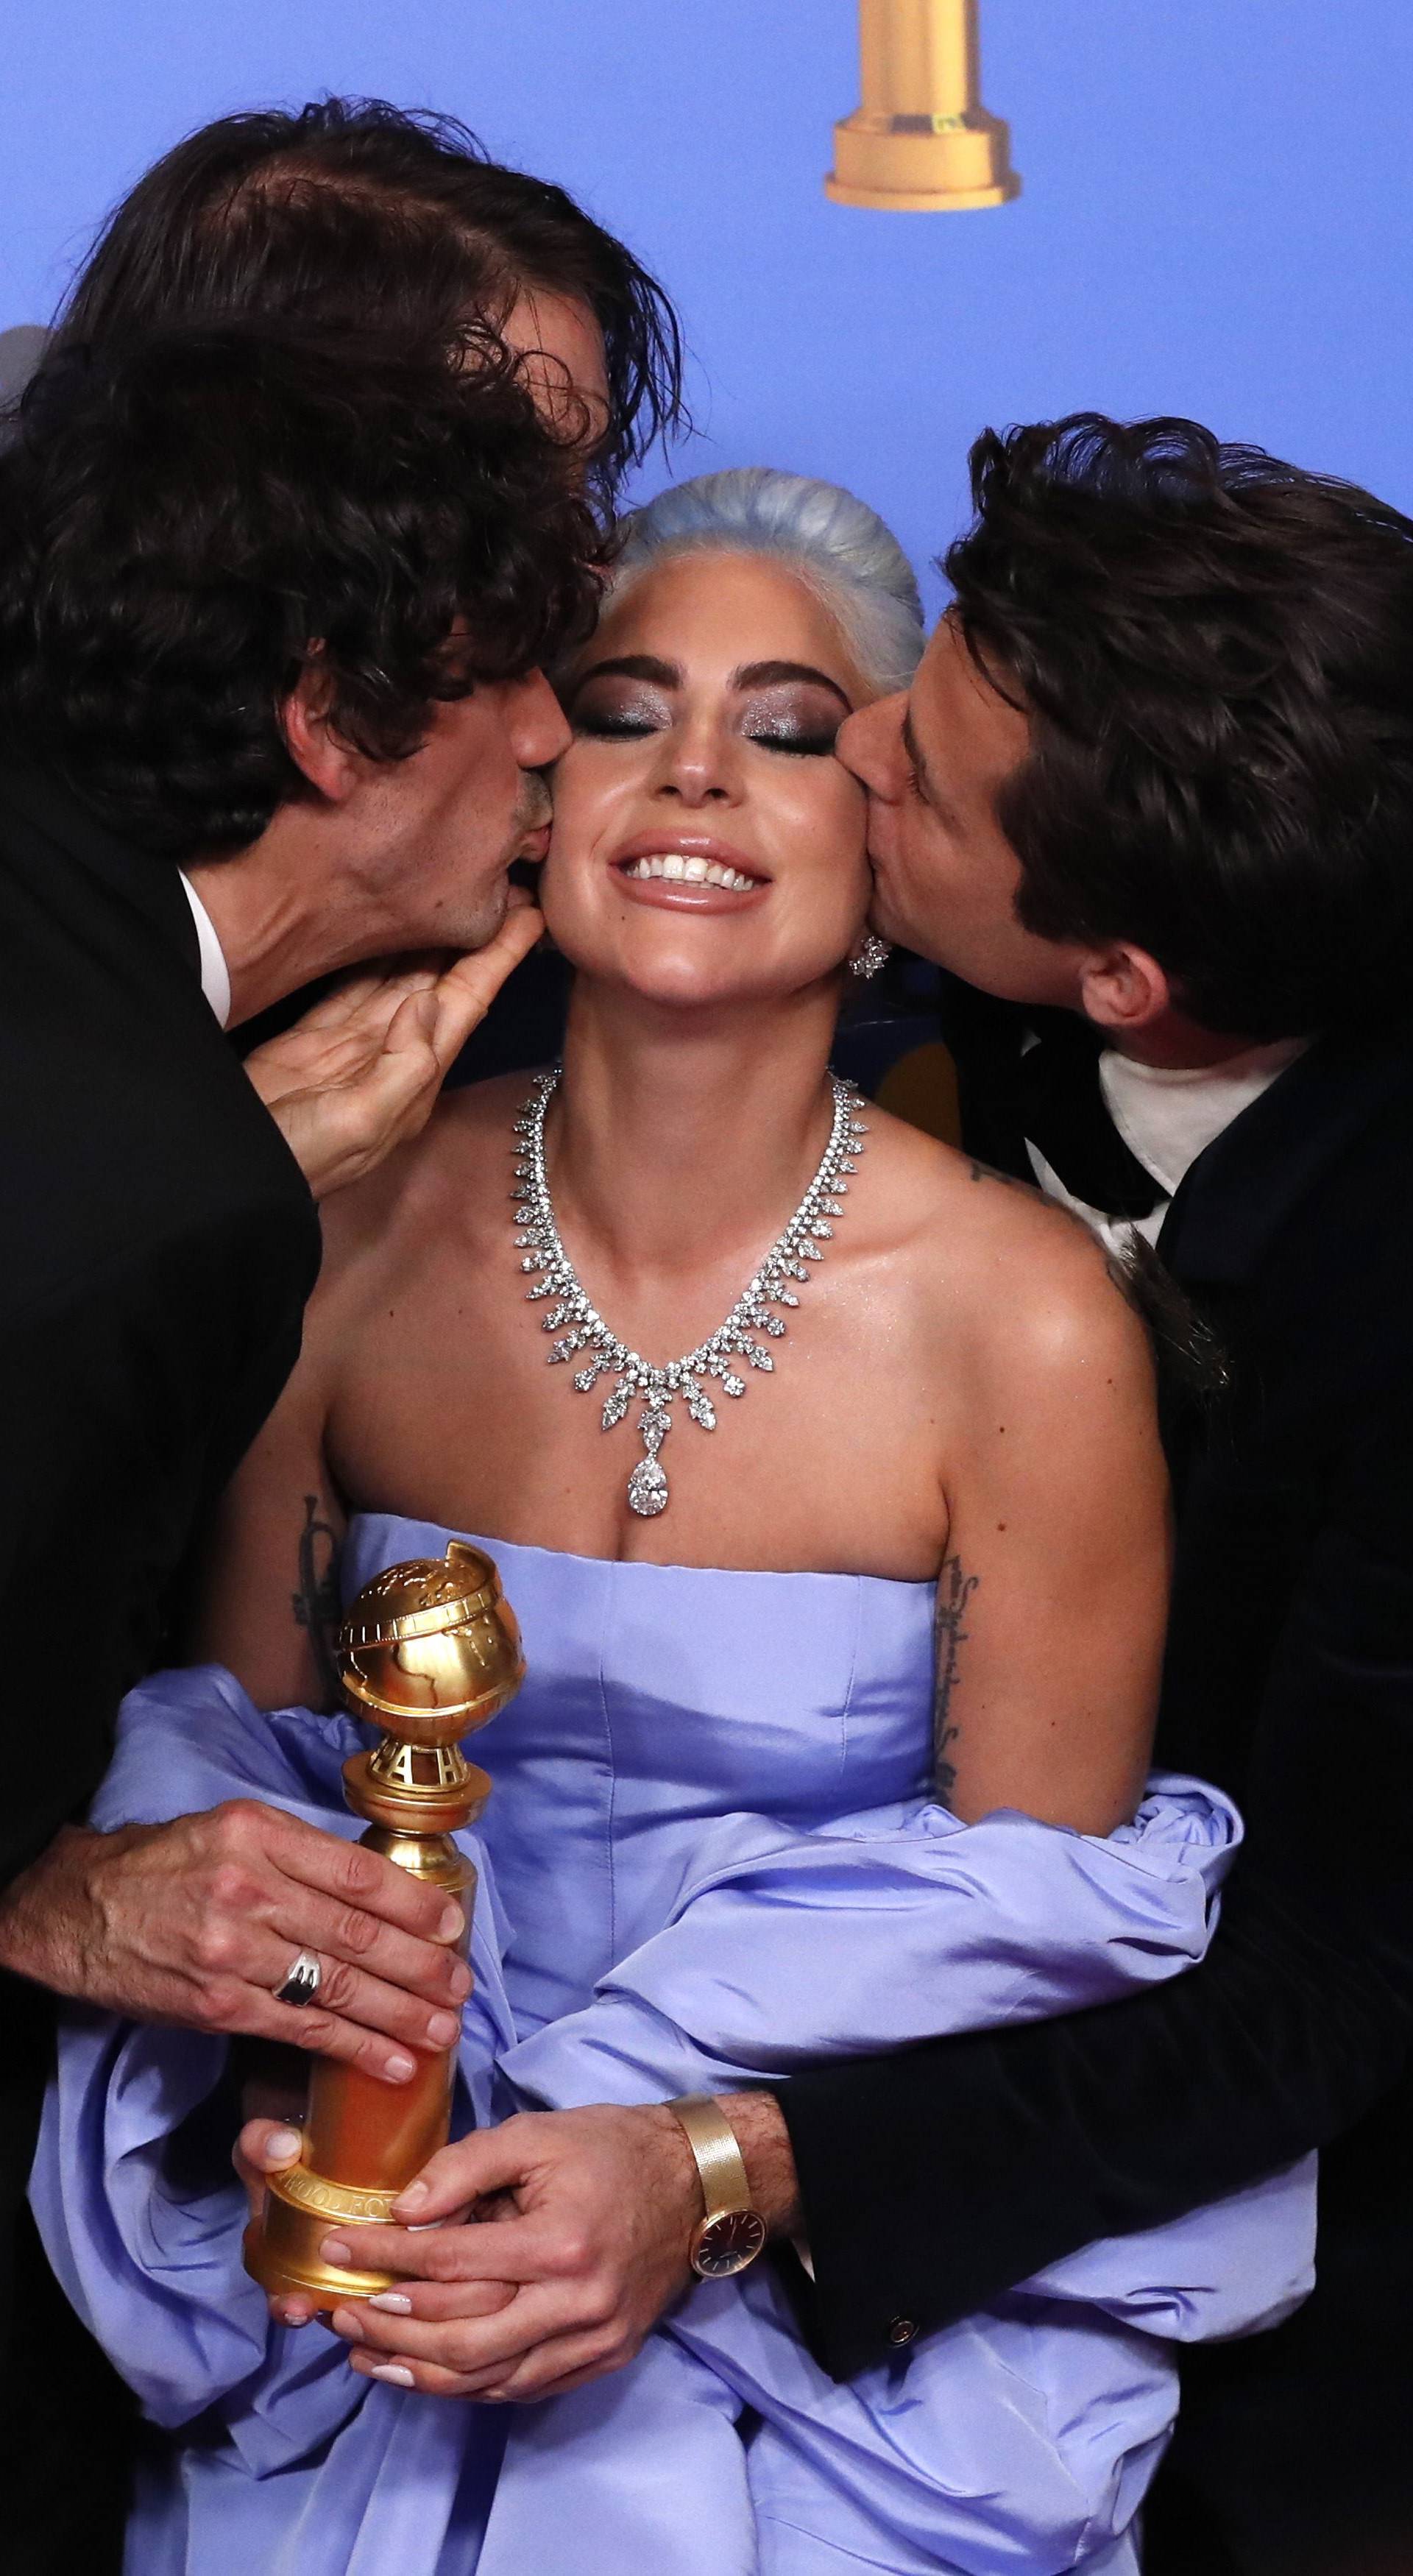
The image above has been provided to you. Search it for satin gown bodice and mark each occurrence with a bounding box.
[342,1513,937,2034]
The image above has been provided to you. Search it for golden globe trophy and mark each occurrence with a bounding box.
[826,0,1021,212]
[244,1542,524,2312]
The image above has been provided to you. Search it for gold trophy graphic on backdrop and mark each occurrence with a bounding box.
[827,0,1020,211]
[244,1543,524,2310]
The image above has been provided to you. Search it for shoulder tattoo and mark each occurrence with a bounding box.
[968,1156,1038,1198]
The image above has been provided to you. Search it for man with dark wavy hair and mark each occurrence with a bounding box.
[52,95,681,506]
[26,92,685,1101]
[0,306,606,2566]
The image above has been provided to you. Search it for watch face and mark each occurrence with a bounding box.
[692,2207,768,2279]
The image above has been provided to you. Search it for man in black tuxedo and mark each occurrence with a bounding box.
[783,416,1413,2574]
[0,297,606,2561]
[325,416,1413,2574]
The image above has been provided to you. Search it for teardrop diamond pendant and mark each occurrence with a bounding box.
[511,1069,868,1515]
[627,1457,669,1517]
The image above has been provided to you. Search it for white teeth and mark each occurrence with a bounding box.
[620,854,763,891]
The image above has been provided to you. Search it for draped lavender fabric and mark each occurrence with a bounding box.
[31,1516,1316,2576]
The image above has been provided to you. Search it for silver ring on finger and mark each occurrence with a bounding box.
[273,1948,323,2009]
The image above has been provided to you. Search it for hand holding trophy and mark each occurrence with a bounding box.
[244,1543,524,2311]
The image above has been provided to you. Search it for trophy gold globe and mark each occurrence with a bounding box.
[827,0,1021,212]
[244,1542,524,2310]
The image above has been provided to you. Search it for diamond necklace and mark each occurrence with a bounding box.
[512,1066,868,1518]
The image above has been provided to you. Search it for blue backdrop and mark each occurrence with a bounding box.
[5,1,1411,610]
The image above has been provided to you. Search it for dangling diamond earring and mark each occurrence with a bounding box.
[849,935,891,979]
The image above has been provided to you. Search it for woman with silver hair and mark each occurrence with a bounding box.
[36,470,1311,2574]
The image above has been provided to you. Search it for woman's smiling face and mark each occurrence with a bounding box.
[542,550,874,1008]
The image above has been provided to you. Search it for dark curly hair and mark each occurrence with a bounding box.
[946,414,1413,1038]
[54,97,684,503]
[0,318,606,856]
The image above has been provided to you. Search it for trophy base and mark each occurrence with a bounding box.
[825,176,1019,210]
[244,2162,404,2311]
[827,113,1020,212]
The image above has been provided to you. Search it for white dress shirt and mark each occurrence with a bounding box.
[1027,1038,1307,1252]
[177,872,232,1029]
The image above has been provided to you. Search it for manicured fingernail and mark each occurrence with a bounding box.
[367,2291,413,2314]
[393,2179,430,2215]
[427,2011,459,2049]
[386,2053,417,2083]
[266,2126,302,2163]
[280,2300,313,2328]
[321,2237,353,2266]
[370,2363,416,2388]
[439,1903,464,1942]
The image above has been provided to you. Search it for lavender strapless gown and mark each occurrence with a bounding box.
[32,1515,1316,2575]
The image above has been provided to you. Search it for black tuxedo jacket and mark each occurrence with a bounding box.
[781,988,1413,2569]
[0,765,319,2326]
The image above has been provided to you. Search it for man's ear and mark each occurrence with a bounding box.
[1077,941,1173,1035]
[280,664,362,804]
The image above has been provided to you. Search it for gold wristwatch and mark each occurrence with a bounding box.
[667,2095,769,2279]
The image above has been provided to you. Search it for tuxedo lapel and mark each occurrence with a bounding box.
[1015,1011,1166,1219]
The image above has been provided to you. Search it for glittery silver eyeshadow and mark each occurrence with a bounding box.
[570,684,842,754]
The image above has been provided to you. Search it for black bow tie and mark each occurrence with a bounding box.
[1017,1021,1166,1221]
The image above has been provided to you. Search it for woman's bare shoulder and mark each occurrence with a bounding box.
[860,1101,1072,1255]
[863,1105,1152,1390]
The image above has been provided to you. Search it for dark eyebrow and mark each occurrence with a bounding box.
[732,659,853,712]
[570,653,680,691]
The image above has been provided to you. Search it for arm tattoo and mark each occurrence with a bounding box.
[933,1554,980,1808]
[292,1492,343,1707]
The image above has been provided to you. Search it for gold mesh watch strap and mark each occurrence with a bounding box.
[667,2093,751,2219]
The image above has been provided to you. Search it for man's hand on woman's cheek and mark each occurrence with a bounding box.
[300,2097,797,2404]
[243,900,543,1201]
